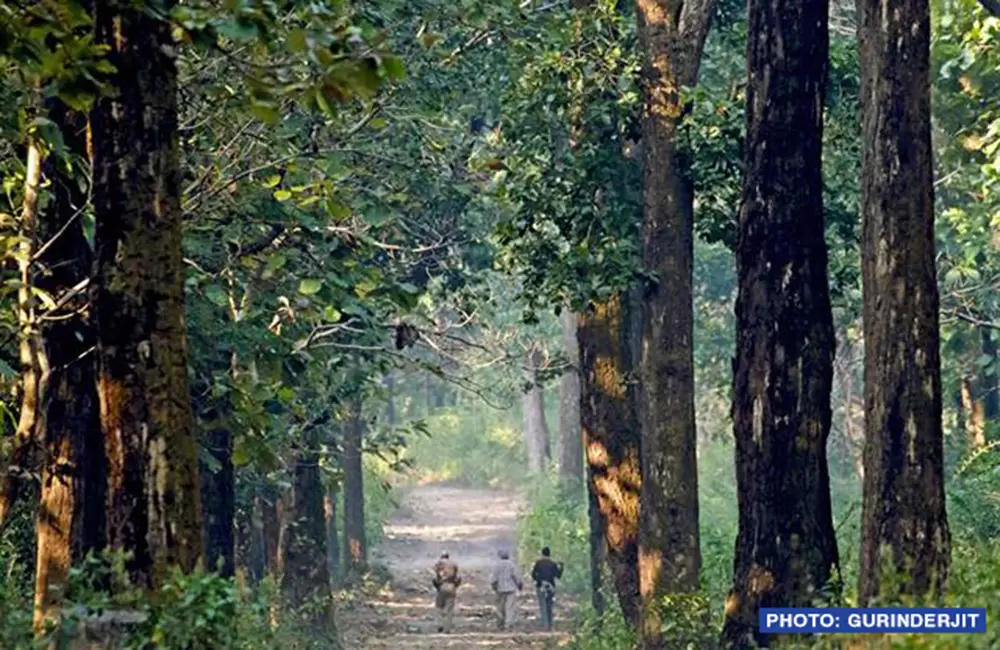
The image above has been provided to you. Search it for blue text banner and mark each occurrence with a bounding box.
[759,608,986,634]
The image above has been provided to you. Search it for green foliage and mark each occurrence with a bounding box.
[493,0,643,317]
[516,480,590,595]
[402,405,526,487]
[568,605,637,650]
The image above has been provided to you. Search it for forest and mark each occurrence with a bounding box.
[0,0,999,648]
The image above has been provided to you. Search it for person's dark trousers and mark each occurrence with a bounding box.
[536,584,555,630]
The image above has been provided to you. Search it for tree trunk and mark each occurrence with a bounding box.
[857,0,950,606]
[558,310,583,487]
[343,400,367,578]
[579,296,641,625]
[635,0,715,645]
[960,377,986,448]
[247,486,267,583]
[281,425,331,608]
[721,0,838,646]
[325,485,341,587]
[0,121,46,534]
[200,425,234,577]
[980,328,999,424]
[262,487,283,578]
[523,345,552,475]
[91,0,202,589]
[837,336,865,480]
[33,101,106,631]
[587,477,608,617]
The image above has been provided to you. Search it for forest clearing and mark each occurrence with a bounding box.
[1,0,1000,649]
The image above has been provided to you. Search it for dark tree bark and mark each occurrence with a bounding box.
[720,0,838,646]
[558,310,584,488]
[32,101,106,631]
[200,425,234,577]
[579,296,641,625]
[523,344,552,475]
[857,0,950,605]
[281,425,331,608]
[634,0,715,645]
[342,400,367,578]
[91,0,202,588]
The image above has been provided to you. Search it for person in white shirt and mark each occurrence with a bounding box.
[489,549,523,631]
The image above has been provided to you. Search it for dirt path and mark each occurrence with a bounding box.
[342,484,575,649]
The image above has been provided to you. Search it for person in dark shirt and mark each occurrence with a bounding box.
[530,547,564,631]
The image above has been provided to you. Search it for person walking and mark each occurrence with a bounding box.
[489,549,523,631]
[432,551,461,633]
[530,547,563,631]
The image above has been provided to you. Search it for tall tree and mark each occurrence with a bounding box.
[720,0,839,646]
[281,420,332,626]
[634,0,715,644]
[558,309,583,486]
[579,296,641,625]
[523,341,552,474]
[342,397,367,578]
[90,0,202,588]
[33,100,106,630]
[856,0,950,604]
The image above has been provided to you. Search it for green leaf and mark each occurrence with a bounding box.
[382,56,405,80]
[299,278,323,295]
[263,174,282,188]
[250,103,280,123]
[354,279,379,298]
[232,441,250,467]
[325,197,351,220]
[203,284,229,308]
[369,117,388,130]
[273,189,292,201]
[324,305,342,321]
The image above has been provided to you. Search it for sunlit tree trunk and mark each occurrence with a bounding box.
[857,0,949,605]
[91,0,202,588]
[579,296,641,625]
[31,101,106,631]
[634,0,715,646]
[721,0,838,646]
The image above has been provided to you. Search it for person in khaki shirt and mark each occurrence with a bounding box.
[489,549,523,631]
[432,551,461,633]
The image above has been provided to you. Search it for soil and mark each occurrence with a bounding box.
[340,484,575,649]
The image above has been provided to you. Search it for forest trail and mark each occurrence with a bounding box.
[342,484,575,649]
